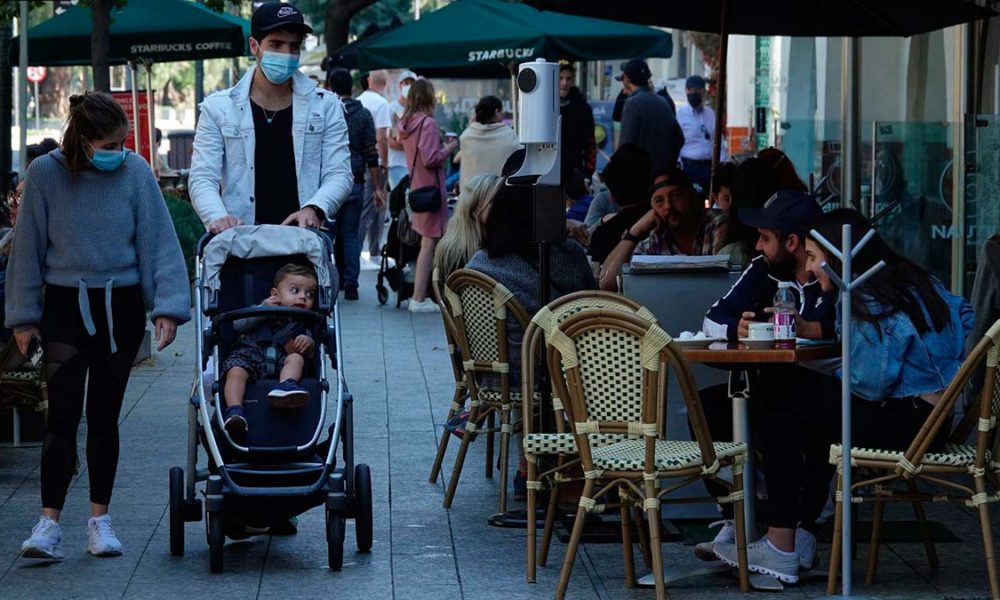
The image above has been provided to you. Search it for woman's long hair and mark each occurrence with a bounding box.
[722,157,778,249]
[402,79,436,123]
[434,174,503,279]
[808,208,949,336]
[481,177,534,261]
[62,92,129,174]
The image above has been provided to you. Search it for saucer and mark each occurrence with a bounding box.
[673,337,724,349]
[739,338,775,349]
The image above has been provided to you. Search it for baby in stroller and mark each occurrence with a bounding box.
[220,263,318,443]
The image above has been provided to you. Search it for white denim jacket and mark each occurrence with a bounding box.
[189,67,352,228]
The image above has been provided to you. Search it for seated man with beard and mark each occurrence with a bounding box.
[703,190,836,341]
[691,191,838,569]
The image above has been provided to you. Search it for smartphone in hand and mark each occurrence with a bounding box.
[26,336,42,368]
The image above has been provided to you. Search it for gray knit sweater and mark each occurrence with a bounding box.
[5,150,191,330]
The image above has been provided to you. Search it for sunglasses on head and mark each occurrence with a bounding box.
[700,124,710,140]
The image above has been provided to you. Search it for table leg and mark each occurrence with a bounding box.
[728,370,754,539]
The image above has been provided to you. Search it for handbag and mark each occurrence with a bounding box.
[405,116,443,213]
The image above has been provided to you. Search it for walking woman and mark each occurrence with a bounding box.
[399,79,458,313]
[6,92,190,559]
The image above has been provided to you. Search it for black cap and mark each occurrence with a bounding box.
[251,2,313,37]
[685,75,706,89]
[650,166,693,193]
[615,59,651,86]
[738,191,822,233]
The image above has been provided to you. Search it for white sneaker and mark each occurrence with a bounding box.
[715,538,800,583]
[408,299,440,314]
[21,516,64,560]
[87,514,123,557]
[796,527,817,570]
[694,519,735,561]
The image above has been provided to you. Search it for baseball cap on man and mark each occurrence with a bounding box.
[615,59,652,86]
[649,166,693,194]
[251,2,313,37]
[738,190,822,233]
[397,70,418,84]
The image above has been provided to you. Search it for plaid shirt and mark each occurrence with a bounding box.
[634,211,725,256]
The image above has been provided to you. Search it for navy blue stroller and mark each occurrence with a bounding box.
[170,225,372,573]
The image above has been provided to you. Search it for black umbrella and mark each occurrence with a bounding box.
[530,0,996,198]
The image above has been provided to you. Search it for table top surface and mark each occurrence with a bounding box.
[681,341,841,364]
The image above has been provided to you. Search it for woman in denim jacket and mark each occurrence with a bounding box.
[712,208,974,583]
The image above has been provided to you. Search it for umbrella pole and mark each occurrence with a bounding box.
[17,0,28,178]
[510,64,518,135]
[146,60,155,166]
[840,37,861,209]
[129,61,140,153]
[710,0,730,197]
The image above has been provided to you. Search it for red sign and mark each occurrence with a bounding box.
[111,91,152,163]
[26,66,46,83]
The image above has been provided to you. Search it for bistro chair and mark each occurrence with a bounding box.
[428,267,470,485]
[521,290,659,583]
[0,337,48,416]
[547,309,749,600]
[826,319,1000,598]
[442,268,532,513]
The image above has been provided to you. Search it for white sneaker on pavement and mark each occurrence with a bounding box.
[21,516,64,560]
[408,299,440,314]
[715,538,799,583]
[88,514,123,557]
[796,526,817,570]
[694,519,735,561]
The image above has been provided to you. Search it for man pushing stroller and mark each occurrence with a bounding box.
[221,264,318,443]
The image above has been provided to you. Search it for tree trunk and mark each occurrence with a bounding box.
[90,0,114,93]
[325,0,379,57]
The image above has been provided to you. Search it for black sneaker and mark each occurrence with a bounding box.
[267,379,310,409]
[223,406,248,445]
[344,287,359,301]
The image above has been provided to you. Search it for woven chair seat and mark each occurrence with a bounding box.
[523,432,626,456]
[477,388,539,405]
[1,370,40,382]
[589,439,747,472]
[830,443,985,468]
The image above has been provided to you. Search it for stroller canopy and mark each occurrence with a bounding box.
[202,225,333,297]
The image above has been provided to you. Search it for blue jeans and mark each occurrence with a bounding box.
[388,166,408,191]
[334,182,364,290]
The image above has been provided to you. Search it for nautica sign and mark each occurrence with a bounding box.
[467,47,535,62]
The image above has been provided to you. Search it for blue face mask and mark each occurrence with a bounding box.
[87,143,128,172]
[258,50,299,84]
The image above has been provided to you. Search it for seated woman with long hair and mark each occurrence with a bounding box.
[713,208,974,583]
[466,178,597,498]
[433,174,503,282]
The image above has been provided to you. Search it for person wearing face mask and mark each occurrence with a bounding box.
[677,75,725,196]
[189,1,352,235]
[387,70,417,192]
[7,92,189,561]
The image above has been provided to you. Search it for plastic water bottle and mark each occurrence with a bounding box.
[773,282,797,349]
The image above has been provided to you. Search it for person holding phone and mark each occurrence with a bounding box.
[6,92,190,560]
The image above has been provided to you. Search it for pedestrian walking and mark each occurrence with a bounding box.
[558,62,595,181]
[677,75,725,195]
[387,70,418,191]
[617,59,681,171]
[7,91,190,560]
[399,79,458,313]
[189,1,352,233]
[357,70,392,260]
[327,68,381,301]
[456,95,520,195]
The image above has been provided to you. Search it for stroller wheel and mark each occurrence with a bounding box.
[169,467,184,556]
[376,285,388,305]
[326,509,346,571]
[354,464,373,553]
[208,511,224,573]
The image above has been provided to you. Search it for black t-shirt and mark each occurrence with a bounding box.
[588,204,648,264]
[251,100,299,225]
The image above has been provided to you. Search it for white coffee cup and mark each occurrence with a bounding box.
[747,322,774,340]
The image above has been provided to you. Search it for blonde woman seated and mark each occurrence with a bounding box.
[433,174,503,282]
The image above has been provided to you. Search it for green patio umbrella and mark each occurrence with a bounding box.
[354,0,672,71]
[11,0,249,66]
[10,0,250,167]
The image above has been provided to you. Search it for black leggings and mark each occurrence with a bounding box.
[757,369,948,531]
[40,285,146,510]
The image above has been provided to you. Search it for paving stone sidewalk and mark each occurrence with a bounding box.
[1,271,997,599]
